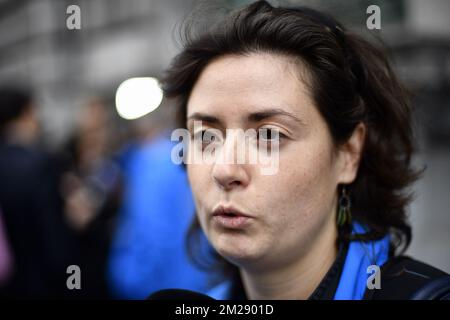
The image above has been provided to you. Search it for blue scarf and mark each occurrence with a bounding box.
[334,223,390,299]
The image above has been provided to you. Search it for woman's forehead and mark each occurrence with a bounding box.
[190,53,305,93]
[186,53,313,122]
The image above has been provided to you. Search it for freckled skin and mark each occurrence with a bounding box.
[186,53,356,274]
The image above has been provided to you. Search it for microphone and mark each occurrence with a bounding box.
[147,289,216,300]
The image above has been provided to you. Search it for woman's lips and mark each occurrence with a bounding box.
[212,205,253,229]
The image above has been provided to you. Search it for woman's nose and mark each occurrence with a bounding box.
[211,132,250,191]
[212,162,249,191]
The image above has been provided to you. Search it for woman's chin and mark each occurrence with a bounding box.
[213,234,267,266]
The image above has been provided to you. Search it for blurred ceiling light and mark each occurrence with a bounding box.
[115,77,163,120]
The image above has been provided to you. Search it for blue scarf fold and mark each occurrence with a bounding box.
[207,222,390,300]
[334,223,390,300]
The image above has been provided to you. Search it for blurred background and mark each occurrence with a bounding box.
[0,0,448,299]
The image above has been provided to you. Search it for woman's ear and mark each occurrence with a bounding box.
[337,122,366,184]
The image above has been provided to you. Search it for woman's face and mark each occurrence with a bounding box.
[186,53,358,271]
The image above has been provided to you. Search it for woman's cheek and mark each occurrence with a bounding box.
[268,150,325,221]
[188,165,207,196]
[187,167,208,219]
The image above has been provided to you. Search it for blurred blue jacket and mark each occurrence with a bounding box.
[108,135,210,299]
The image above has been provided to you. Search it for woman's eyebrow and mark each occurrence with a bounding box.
[187,108,304,127]
[247,108,305,125]
[187,112,224,127]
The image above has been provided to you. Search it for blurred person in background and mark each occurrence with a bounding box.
[0,86,78,298]
[0,207,13,286]
[107,102,211,299]
[59,98,123,298]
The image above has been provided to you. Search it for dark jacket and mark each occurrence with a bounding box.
[0,142,78,298]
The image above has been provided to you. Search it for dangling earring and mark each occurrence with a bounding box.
[337,186,352,227]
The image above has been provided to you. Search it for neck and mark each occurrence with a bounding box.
[240,218,338,300]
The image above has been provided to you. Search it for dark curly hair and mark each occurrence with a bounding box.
[161,0,424,282]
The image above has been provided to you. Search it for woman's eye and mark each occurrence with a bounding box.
[258,128,283,142]
[194,130,218,145]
